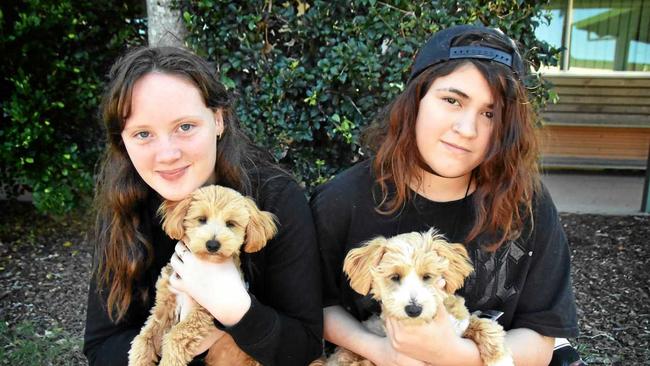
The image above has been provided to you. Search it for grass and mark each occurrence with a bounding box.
[0,320,82,366]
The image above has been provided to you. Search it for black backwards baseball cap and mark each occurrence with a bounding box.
[408,25,526,83]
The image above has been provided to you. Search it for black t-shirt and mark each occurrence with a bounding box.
[311,159,578,338]
[83,169,323,366]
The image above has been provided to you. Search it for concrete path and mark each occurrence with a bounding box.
[541,172,647,215]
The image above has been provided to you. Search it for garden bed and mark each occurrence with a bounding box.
[0,201,647,365]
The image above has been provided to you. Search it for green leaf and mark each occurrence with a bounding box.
[221,75,236,90]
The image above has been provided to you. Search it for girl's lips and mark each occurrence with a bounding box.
[157,166,188,180]
[441,140,471,153]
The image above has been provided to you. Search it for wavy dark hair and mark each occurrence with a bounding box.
[364,29,541,250]
[94,46,271,321]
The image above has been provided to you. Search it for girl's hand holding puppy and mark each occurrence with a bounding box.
[385,307,482,366]
[169,241,252,327]
[371,277,449,366]
[384,277,483,366]
[371,336,428,366]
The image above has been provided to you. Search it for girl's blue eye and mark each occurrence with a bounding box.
[136,131,150,139]
[179,123,193,132]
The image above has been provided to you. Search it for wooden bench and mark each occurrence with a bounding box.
[539,73,650,170]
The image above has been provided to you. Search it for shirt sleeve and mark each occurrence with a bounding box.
[222,178,323,365]
[511,185,579,338]
[83,276,141,366]
[309,178,352,308]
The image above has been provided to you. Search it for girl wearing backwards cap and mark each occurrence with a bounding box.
[311,25,580,365]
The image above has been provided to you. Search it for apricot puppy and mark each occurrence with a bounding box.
[326,229,513,366]
[128,185,277,366]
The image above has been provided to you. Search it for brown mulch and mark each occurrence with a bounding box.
[0,200,648,365]
[560,214,649,364]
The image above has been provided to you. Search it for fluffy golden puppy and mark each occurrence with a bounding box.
[128,185,277,366]
[325,229,513,366]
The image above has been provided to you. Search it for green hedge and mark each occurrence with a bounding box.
[1,0,559,215]
[0,0,146,214]
[180,0,560,188]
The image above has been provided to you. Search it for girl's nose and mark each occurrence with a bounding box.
[452,112,478,138]
[155,139,182,163]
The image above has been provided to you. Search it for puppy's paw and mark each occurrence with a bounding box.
[159,332,194,366]
[128,334,158,366]
[464,316,512,366]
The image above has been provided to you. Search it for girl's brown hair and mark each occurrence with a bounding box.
[94,46,270,321]
[364,30,540,250]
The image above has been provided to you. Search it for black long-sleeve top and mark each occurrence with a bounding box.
[83,170,323,366]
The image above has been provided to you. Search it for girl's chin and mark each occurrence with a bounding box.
[155,187,194,202]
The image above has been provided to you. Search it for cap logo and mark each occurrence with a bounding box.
[449,46,513,67]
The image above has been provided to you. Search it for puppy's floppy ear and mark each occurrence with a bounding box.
[343,237,387,296]
[438,241,474,294]
[158,195,194,240]
[242,197,278,253]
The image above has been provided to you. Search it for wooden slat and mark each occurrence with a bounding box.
[553,86,650,96]
[541,157,647,170]
[541,112,650,127]
[544,103,650,114]
[545,77,650,87]
[539,126,650,162]
[555,95,649,105]
[539,75,650,170]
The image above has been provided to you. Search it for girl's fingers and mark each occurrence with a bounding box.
[433,303,449,322]
[170,252,184,275]
[168,270,183,292]
[174,241,190,261]
[385,317,396,336]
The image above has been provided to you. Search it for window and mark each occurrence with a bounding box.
[536,0,650,72]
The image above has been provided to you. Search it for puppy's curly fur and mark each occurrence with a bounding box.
[128,185,277,366]
[325,229,513,366]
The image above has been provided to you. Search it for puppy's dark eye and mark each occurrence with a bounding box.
[198,216,207,224]
[226,220,236,228]
[390,274,401,283]
[422,274,431,281]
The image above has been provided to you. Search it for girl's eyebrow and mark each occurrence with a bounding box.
[435,87,494,108]
[435,87,469,99]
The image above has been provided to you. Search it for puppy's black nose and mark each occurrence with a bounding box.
[405,304,422,317]
[206,240,221,253]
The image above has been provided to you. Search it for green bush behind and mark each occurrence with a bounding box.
[0,0,146,214]
[1,0,559,214]
[180,0,560,188]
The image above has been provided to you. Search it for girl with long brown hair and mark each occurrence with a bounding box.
[83,46,322,365]
[311,25,579,365]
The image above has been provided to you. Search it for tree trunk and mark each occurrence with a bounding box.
[146,0,187,47]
